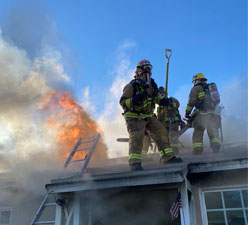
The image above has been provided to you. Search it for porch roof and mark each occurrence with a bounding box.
[46,142,248,193]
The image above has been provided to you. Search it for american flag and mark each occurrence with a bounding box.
[170,192,182,220]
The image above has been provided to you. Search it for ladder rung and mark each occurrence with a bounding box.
[44,203,56,206]
[76,147,90,151]
[34,221,55,224]
[71,159,85,163]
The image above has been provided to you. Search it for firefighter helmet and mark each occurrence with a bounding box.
[158,86,164,92]
[136,59,152,73]
[192,73,207,82]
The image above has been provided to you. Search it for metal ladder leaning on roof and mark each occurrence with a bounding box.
[30,133,101,225]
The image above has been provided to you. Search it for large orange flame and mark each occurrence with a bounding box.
[40,89,108,163]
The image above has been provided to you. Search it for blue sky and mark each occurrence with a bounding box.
[0,0,247,119]
[0,0,247,158]
[0,0,246,110]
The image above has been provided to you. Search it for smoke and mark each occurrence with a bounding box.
[0,30,53,161]
[220,76,248,143]
[0,30,72,201]
[83,41,136,158]
[0,9,110,215]
[1,2,59,59]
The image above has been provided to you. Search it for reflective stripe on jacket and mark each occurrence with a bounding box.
[120,79,160,119]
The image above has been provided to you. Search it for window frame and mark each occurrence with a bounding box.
[199,184,248,225]
[0,207,12,225]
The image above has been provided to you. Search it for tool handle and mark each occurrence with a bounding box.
[165,49,172,60]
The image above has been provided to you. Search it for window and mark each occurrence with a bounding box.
[0,208,11,225]
[204,189,248,225]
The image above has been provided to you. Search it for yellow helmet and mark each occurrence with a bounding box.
[192,73,207,82]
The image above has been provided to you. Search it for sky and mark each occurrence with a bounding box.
[0,0,247,160]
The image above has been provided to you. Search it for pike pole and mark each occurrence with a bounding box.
[164,49,172,124]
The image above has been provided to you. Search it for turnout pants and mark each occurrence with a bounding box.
[142,132,152,156]
[126,116,172,166]
[192,113,221,154]
[166,122,180,154]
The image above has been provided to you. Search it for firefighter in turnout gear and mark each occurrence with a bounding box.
[120,59,182,170]
[157,86,185,154]
[185,73,221,154]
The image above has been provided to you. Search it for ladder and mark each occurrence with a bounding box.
[64,133,100,175]
[30,134,101,224]
[30,193,56,225]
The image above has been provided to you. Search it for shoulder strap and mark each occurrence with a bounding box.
[195,82,209,93]
[130,79,141,96]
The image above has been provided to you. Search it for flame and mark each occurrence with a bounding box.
[40,89,108,163]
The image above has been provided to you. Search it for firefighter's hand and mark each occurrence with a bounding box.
[160,97,169,106]
[180,120,186,129]
[132,93,145,106]
[185,113,191,119]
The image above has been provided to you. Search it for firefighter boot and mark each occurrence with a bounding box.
[193,147,203,155]
[130,163,143,171]
[212,143,221,153]
[160,154,183,164]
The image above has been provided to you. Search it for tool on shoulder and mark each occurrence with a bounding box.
[163,49,172,124]
[165,49,172,97]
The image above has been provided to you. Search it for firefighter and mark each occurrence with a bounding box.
[185,73,221,154]
[120,59,182,170]
[157,86,185,154]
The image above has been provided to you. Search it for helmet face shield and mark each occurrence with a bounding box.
[142,64,152,72]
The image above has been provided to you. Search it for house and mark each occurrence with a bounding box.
[1,142,247,225]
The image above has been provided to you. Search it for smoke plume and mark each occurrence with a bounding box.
[0,29,107,179]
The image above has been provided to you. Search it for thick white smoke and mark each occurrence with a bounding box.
[81,41,136,158]
[220,76,248,143]
[96,42,135,158]
[0,30,70,172]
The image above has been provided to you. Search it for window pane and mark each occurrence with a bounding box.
[226,210,245,225]
[207,211,225,225]
[0,210,11,224]
[205,192,223,209]
[242,190,248,208]
[223,191,242,208]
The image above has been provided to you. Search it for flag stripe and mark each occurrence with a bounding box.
[169,192,182,220]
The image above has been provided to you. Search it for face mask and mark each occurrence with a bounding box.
[140,72,151,86]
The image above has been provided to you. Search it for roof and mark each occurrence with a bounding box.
[46,142,248,193]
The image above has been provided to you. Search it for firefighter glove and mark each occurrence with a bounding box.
[180,120,186,129]
[160,98,169,106]
[185,113,191,119]
[132,93,146,106]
